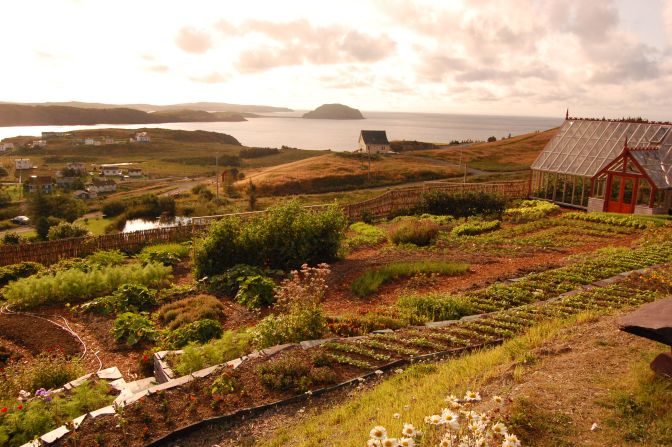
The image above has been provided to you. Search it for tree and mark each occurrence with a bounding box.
[47,221,90,240]
[246,180,257,211]
[487,136,497,143]
[27,191,87,239]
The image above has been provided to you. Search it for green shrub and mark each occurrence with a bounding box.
[164,318,223,349]
[85,249,127,267]
[4,262,171,309]
[1,232,23,245]
[112,312,158,346]
[258,352,337,393]
[194,200,347,277]
[0,351,84,402]
[47,221,89,240]
[418,213,454,225]
[102,200,127,217]
[503,200,559,223]
[389,219,439,246]
[0,381,112,447]
[451,219,501,236]
[0,262,42,287]
[210,370,237,397]
[253,308,326,349]
[137,242,191,266]
[207,264,267,296]
[418,191,507,218]
[350,261,470,297]
[156,295,225,330]
[397,293,474,322]
[173,330,252,375]
[344,222,387,249]
[235,275,276,308]
[77,283,156,315]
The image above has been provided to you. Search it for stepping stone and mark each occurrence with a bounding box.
[89,405,116,418]
[64,373,92,390]
[41,425,69,444]
[125,377,157,393]
[192,365,220,378]
[300,338,337,349]
[261,343,294,356]
[72,414,87,429]
[619,298,672,377]
[226,358,243,369]
[96,366,122,380]
[109,378,127,391]
[114,388,134,406]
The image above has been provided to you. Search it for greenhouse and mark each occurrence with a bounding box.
[531,115,672,215]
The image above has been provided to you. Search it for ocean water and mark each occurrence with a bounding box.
[0,111,563,151]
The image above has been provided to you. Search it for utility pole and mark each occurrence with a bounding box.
[215,155,219,199]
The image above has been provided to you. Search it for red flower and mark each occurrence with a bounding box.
[1,407,7,413]
[142,355,149,362]
[17,405,23,410]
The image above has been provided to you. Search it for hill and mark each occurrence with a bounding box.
[1,101,292,113]
[0,104,248,127]
[302,103,364,120]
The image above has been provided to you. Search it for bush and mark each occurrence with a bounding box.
[258,352,337,393]
[389,219,439,246]
[503,200,560,223]
[85,249,127,267]
[2,232,23,245]
[4,262,171,309]
[164,318,223,348]
[156,295,225,330]
[137,242,190,266]
[397,293,474,322]
[344,222,387,249]
[102,200,126,217]
[207,264,266,296]
[235,275,276,308]
[79,284,157,315]
[451,219,501,236]
[350,261,470,297]
[112,312,158,346]
[418,191,507,219]
[194,201,347,277]
[173,330,251,375]
[0,262,42,287]
[211,370,238,397]
[47,221,89,240]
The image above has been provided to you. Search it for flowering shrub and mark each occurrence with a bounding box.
[503,200,559,223]
[367,391,521,447]
[252,264,329,348]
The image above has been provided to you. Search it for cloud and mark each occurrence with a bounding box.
[175,26,212,54]
[146,64,169,73]
[189,71,231,84]
[216,19,396,72]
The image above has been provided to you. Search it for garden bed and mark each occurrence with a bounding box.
[0,313,81,356]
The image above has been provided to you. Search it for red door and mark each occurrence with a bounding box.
[606,174,637,213]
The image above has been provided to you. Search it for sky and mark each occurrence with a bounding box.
[1,0,672,119]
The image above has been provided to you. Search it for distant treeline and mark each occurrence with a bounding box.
[390,140,439,151]
[239,147,280,158]
[0,104,248,127]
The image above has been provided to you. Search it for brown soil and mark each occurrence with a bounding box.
[0,313,81,356]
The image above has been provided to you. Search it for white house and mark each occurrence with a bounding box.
[15,159,32,170]
[32,140,47,148]
[127,167,143,177]
[0,142,14,151]
[26,176,54,194]
[101,165,122,176]
[134,132,151,143]
[87,178,117,193]
[358,130,391,154]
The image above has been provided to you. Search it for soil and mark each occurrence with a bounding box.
[0,313,81,356]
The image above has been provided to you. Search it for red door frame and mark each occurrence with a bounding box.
[605,173,638,213]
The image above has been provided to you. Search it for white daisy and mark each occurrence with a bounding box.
[369,426,387,440]
[503,433,521,447]
[401,423,416,438]
[381,438,398,447]
[492,395,503,405]
[464,390,482,402]
[393,413,401,419]
[492,422,508,436]
[398,437,415,447]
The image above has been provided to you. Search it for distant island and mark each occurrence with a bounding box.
[0,101,292,113]
[0,104,251,127]
[302,103,364,120]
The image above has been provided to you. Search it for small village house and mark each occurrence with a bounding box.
[65,162,87,175]
[127,167,143,177]
[101,164,122,176]
[73,189,96,200]
[87,178,117,194]
[42,131,67,139]
[133,132,151,143]
[25,175,54,194]
[531,112,672,215]
[55,176,81,189]
[32,140,47,148]
[0,142,14,151]
[358,130,391,154]
[15,159,32,170]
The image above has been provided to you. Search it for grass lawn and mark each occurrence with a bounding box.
[76,216,112,235]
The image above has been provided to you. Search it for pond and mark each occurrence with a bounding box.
[122,216,192,233]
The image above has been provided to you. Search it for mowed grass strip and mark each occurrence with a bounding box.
[351,261,469,297]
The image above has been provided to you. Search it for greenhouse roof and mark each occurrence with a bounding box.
[531,118,672,187]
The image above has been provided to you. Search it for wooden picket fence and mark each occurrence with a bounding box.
[0,180,529,266]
